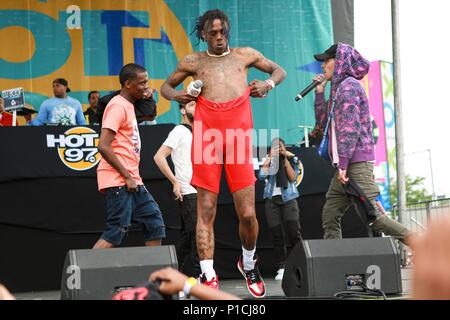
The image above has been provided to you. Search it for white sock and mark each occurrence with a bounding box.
[200,260,216,280]
[242,246,256,271]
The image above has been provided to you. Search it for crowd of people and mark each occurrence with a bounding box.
[0,78,157,127]
[1,8,444,301]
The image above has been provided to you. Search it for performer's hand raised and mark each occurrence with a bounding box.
[313,74,327,93]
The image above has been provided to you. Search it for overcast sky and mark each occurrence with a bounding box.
[354,0,450,198]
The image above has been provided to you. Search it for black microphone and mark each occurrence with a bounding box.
[294,75,325,102]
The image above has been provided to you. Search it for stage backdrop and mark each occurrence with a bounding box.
[381,61,396,208]
[360,61,391,211]
[0,0,353,145]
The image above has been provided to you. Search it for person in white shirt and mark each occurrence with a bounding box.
[154,101,200,276]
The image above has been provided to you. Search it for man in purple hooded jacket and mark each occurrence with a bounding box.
[313,43,411,244]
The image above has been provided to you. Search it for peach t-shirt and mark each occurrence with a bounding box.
[97,95,143,191]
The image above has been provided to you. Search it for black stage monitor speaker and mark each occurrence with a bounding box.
[282,237,402,298]
[60,245,178,300]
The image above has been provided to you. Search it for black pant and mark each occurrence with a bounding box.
[176,193,200,277]
[265,196,302,270]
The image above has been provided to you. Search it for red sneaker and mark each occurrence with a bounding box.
[199,273,219,290]
[237,255,266,298]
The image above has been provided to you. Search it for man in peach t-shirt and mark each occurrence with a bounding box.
[93,63,165,249]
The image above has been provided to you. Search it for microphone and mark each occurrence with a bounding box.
[294,75,325,102]
[187,80,203,97]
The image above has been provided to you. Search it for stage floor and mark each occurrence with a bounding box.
[13,267,413,300]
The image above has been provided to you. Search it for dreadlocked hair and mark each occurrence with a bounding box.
[191,9,230,43]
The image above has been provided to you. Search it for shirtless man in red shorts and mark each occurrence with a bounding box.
[161,9,286,298]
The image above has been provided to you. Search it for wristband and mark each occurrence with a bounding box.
[265,79,275,90]
[183,277,197,298]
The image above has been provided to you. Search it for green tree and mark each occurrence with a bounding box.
[389,175,432,207]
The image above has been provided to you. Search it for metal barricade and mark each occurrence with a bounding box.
[392,198,450,265]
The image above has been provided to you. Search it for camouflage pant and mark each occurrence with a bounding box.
[322,162,409,243]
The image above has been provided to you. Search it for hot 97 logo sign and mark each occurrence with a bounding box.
[46,127,101,171]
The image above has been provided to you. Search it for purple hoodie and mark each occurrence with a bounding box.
[314,43,374,170]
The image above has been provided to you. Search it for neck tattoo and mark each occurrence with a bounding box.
[206,47,231,58]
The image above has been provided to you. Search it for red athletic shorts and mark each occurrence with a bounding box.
[191,87,256,194]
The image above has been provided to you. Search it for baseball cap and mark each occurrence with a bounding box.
[53,78,71,93]
[314,44,338,61]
